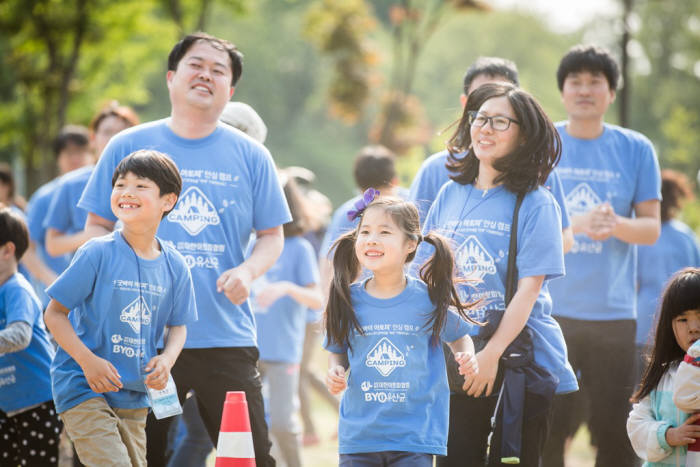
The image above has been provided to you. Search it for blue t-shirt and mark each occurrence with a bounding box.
[325,276,470,456]
[78,119,291,348]
[320,188,410,259]
[44,165,93,240]
[253,236,319,363]
[408,150,571,228]
[46,231,197,413]
[636,220,700,345]
[415,181,578,394]
[26,178,71,279]
[0,273,55,413]
[550,123,662,321]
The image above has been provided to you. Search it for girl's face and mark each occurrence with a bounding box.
[672,308,700,352]
[355,206,416,275]
[470,96,521,167]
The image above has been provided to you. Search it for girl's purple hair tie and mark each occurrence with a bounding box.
[346,188,380,221]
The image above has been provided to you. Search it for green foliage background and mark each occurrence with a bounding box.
[1,0,698,228]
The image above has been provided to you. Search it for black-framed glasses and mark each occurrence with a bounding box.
[468,111,519,131]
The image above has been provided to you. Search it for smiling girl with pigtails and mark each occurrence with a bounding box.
[323,192,480,466]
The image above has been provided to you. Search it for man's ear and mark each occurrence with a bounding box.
[229,87,235,98]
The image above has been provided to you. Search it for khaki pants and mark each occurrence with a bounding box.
[60,397,148,467]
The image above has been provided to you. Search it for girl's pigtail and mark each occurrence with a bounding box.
[419,232,481,345]
[324,231,362,351]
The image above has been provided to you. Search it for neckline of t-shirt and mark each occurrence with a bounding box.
[559,122,610,142]
[115,230,167,268]
[356,275,417,308]
[161,119,222,148]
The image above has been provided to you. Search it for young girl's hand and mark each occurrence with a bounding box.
[81,354,122,393]
[665,413,700,446]
[144,354,174,390]
[326,365,347,395]
[454,352,478,378]
[255,282,290,308]
[463,349,499,397]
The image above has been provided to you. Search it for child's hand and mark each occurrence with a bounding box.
[455,352,478,378]
[325,365,347,395]
[144,355,174,390]
[255,282,290,308]
[665,413,700,446]
[82,354,122,393]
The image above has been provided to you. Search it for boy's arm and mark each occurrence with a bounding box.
[255,282,323,309]
[0,321,32,354]
[326,351,348,395]
[44,299,122,392]
[45,227,100,257]
[144,325,186,391]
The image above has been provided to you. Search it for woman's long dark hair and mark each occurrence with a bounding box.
[324,198,480,350]
[632,267,700,402]
[446,82,561,194]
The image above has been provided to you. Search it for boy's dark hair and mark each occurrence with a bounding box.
[282,176,310,238]
[0,163,15,200]
[660,169,694,223]
[632,267,700,402]
[353,145,397,191]
[168,32,243,87]
[447,82,561,194]
[90,101,140,134]
[325,197,480,351]
[556,44,620,91]
[111,150,182,218]
[463,57,519,95]
[53,125,90,159]
[0,206,29,261]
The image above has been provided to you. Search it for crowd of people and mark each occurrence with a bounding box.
[0,31,698,467]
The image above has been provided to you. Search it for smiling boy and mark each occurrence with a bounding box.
[44,150,197,467]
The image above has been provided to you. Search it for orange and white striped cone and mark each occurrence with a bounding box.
[215,391,256,467]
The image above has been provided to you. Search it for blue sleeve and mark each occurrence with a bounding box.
[409,164,439,224]
[440,309,472,343]
[167,253,198,327]
[320,206,349,259]
[46,244,98,309]
[78,139,124,222]
[544,171,570,229]
[633,139,662,205]
[26,190,49,243]
[43,182,73,232]
[323,333,347,354]
[296,239,320,287]
[516,201,565,281]
[251,147,292,231]
[5,285,40,327]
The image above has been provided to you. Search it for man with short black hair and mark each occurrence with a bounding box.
[79,32,289,466]
[544,44,661,467]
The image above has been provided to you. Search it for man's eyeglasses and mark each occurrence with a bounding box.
[468,111,519,131]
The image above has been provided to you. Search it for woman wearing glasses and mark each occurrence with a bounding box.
[414,82,577,466]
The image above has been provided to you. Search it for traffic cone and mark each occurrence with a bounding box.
[215,391,256,467]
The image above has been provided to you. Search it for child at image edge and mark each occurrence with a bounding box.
[44,150,197,467]
[627,267,700,466]
[0,207,62,466]
[324,194,479,466]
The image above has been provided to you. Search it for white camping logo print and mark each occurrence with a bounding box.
[565,183,602,217]
[120,296,151,333]
[167,186,221,236]
[365,337,406,377]
[456,235,497,281]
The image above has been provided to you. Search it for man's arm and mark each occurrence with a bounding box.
[571,199,660,245]
[45,228,100,257]
[216,225,284,305]
[84,212,116,234]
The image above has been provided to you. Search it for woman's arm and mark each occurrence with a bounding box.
[463,275,544,397]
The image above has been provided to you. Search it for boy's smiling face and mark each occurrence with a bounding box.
[110,172,177,228]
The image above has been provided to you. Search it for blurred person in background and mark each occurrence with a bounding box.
[44,102,139,258]
[635,169,700,383]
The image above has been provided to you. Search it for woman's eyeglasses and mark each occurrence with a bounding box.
[468,111,519,131]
